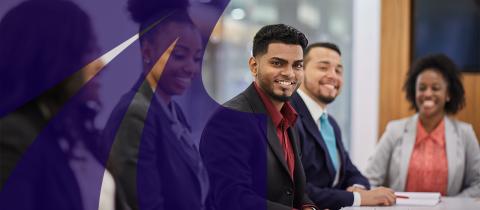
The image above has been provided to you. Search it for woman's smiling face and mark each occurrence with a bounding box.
[415,68,449,118]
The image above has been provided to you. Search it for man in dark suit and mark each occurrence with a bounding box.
[200,24,317,210]
[291,42,396,210]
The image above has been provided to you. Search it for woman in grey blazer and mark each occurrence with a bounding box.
[365,54,480,197]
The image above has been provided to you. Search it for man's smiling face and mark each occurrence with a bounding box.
[250,42,304,102]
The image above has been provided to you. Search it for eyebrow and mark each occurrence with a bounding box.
[271,57,304,63]
[175,44,202,52]
[317,61,343,68]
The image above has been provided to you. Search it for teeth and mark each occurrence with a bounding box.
[423,100,434,108]
[278,80,292,85]
[176,77,190,83]
[324,84,335,90]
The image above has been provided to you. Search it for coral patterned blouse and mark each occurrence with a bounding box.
[405,119,448,195]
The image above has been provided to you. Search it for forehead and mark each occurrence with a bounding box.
[307,47,341,62]
[417,69,447,83]
[261,43,303,60]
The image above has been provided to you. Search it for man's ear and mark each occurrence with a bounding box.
[249,56,258,77]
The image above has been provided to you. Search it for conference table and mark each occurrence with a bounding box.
[340,197,480,210]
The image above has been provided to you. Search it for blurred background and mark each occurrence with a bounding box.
[201,0,355,149]
[1,0,478,173]
[199,0,480,172]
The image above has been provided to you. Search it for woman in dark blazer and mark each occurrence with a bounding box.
[104,1,210,209]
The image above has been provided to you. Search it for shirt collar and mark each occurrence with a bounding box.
[297,89,326,122]
[416,118,445,146]
[253,82,298,128]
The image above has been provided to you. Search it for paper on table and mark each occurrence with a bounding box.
[395,192,441,206]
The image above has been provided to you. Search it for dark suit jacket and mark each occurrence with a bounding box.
[291,93,370,210]
[0,102,47,187]
[0,102,84,210]
[105,81,205,210]
[200,83,313,210]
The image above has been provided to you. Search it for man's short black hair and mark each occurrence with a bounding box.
[305,42,341,56]
[304,42,341,65]
[403,53,465,114]
[252,24,308,57]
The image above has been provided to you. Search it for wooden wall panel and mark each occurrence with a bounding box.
[456,73,480,141]
[379,0,414,137]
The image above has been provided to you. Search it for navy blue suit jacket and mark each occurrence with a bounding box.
[291,93,370,210]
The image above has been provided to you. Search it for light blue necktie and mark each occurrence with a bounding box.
[319,113,340,173]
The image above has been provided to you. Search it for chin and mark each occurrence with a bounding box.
[318,95,336,104]
[164,87,185,96]
[420,109,442,118]
[270,92,291,102]
[274,95,291,102]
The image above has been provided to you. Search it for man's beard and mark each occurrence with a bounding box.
[317,94,336,104]
[266,89,291,102]
[258,80,294,102]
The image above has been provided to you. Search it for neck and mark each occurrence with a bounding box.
[254,81,285,111]
[146,74,171,104]
[270,98,284,111]
[419,112,444,133]
[300,85,327,109]
[155,88,172,105]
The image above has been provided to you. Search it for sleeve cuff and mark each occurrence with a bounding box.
[352,184,366,189]
[352,192,362,206]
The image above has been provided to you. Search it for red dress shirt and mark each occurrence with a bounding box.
[254,83,317,210]
[254,82,297,178]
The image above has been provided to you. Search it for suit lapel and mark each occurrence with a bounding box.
[444,116,459,195]
[288,127,303,185]
[151,95,199,181]
[302,115,336,178]
[293,93,336,178]
[399,115,417,190]
[266,118,291,174]
[243,84,291,177]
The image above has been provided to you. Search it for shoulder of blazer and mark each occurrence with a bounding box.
[382,115,417,139]
[120,82,153,114]
[223,92,251,112]
[290,92,309,117]
[445,116,475,138]
[223,84,266,114]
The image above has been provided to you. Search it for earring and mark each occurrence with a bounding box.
[144,58,151,64]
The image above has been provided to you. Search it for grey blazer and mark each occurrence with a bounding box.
[365,114,480,197]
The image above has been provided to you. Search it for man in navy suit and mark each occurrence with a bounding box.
[291,42,396,210]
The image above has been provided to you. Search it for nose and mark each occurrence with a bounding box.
[280,66,295,78]
[326,67,338,78]
[423,87,434,98]
[182,58,199,76]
